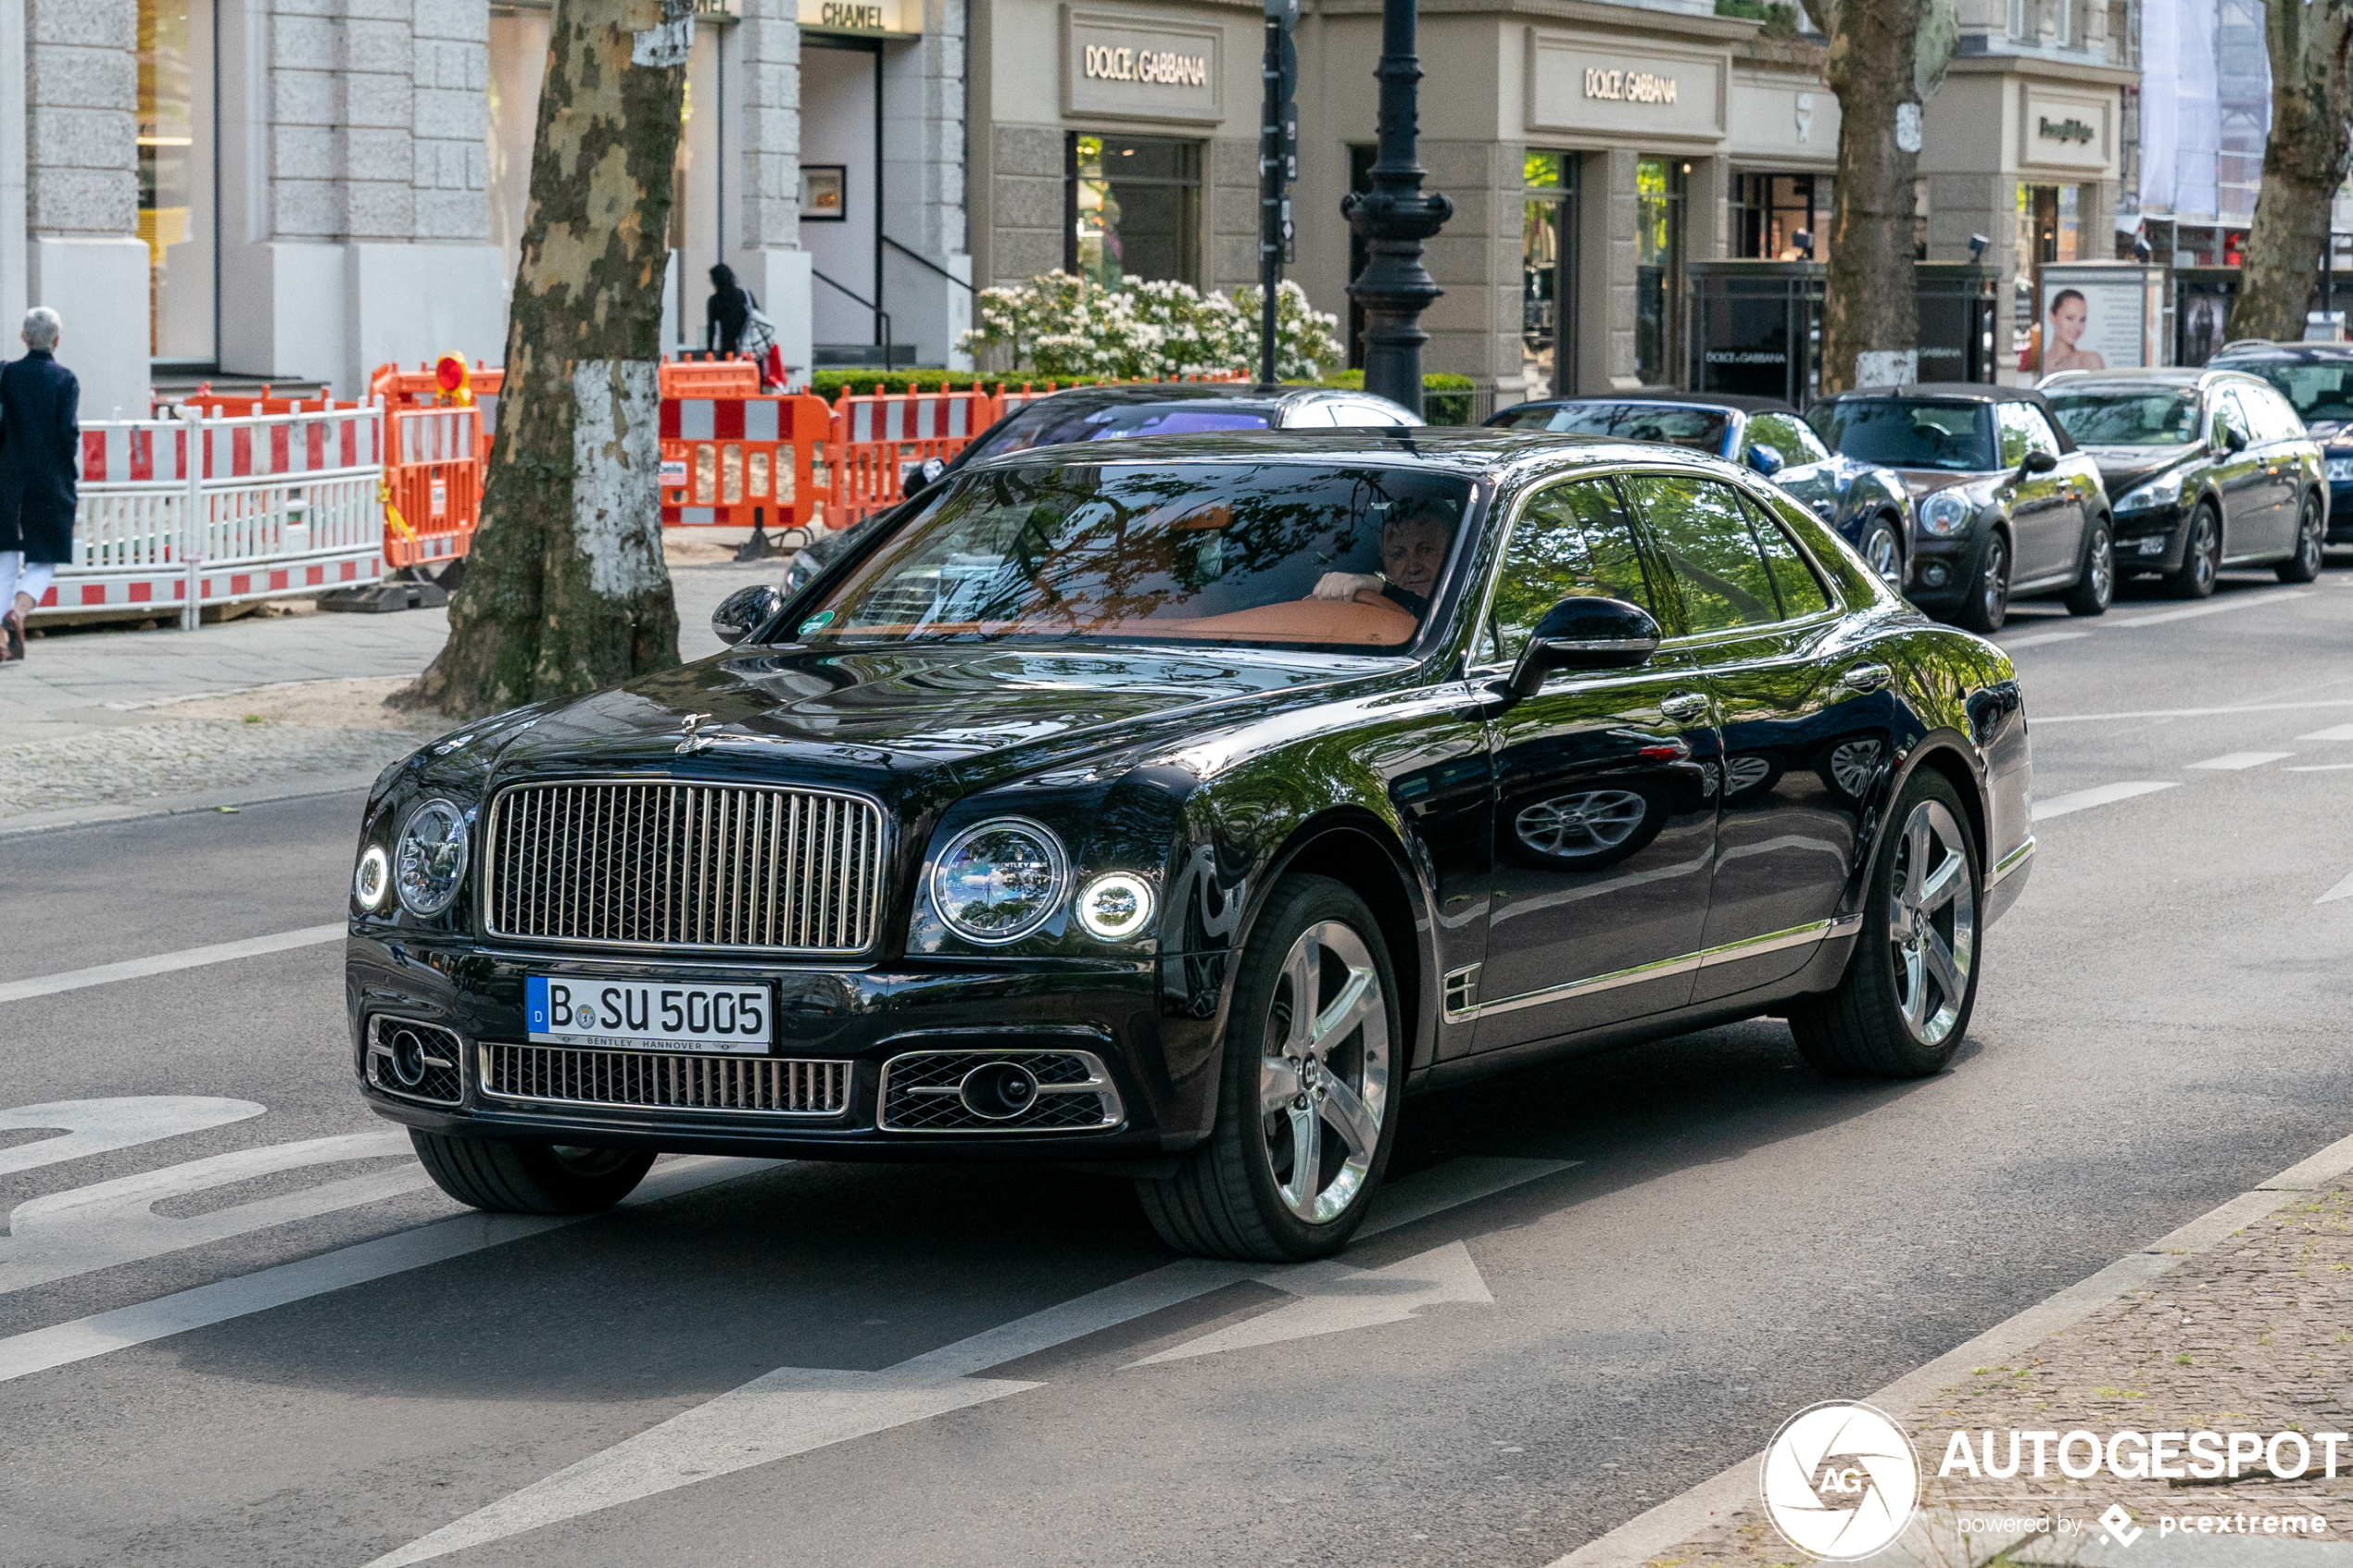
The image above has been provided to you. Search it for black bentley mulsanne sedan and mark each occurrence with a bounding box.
[2041,367,2326,595]
[348,431,2034,1262]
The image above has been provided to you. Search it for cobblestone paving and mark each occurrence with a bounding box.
[1648,1185,2353,1566]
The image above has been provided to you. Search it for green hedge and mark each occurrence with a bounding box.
[1305,370,1480,425]
[804,367,1483,424]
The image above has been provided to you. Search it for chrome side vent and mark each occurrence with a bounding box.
[367,1016,465,1106]
[878,1048,1124,1134]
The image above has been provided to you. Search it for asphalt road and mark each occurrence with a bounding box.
[4,564,2352,1568]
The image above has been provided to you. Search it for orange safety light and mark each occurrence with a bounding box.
[433,351,473,406]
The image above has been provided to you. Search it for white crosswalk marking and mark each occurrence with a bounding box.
[1996,632,2094,651]
[0,924,345,1004]
[0,1098,264,1179]
[2296,724,2353,741]
[2319,871,2353,906]
[2030,782,2180,822]
[2109,592,2309,630]
[2186,752,2294,771]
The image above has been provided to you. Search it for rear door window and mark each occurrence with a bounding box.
[1739,494,1833,617]
[1619,473,1781,633]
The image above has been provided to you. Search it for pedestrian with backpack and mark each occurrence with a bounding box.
[705,264,786,390]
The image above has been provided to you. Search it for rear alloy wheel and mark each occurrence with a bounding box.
[1137,874,1401,1261]
[1857,517,1906,595]
[1790,769,1982,1079]
[2168,504,2221,598]
[2063,518,2113,616]
[409,1131,655,1215]
[1955,530,2009,633]
[2279,492,2325,583]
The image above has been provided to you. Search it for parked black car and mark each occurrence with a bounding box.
[1486,394,1916,592]
[773,383,1422,597]
[1806,383,2114,633]
[2041,367,2327,594]
[2204,340,2353,549]
[351,432,2032,1263]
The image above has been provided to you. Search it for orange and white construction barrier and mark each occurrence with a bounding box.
[659,393,831,534]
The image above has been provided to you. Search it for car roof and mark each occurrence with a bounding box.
[2042,368,2270,393]
[1005,383,1409,415]
[2209,341,2353,364]
[957,425,1768,486]
[1496,393,1796,416]
[1824,382,2048,405]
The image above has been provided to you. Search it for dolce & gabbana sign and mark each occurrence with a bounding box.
[1065,7,1223,123]
[1582,67,1679,105]
[1528,30,1724,140]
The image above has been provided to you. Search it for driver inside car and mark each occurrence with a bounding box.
[1307,507,1455,620]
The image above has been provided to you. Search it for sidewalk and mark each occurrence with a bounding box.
[0,544,785,821]
[1637,1180,2353,1566]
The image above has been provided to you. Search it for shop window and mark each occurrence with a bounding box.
[1635,157,1685,389]
[1066,134,1202,290]
[139,0,216,364]
[1523,151,1578,397]
[1734,173,1822,261]
[487,6,551,282]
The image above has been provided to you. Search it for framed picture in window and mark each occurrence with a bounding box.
[801,166,848,222]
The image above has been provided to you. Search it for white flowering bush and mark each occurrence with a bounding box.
[960,273,1344,382]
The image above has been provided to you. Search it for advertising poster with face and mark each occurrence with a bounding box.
[2040,274,2152,376]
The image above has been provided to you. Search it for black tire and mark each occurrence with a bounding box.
[1136,874,1403,1262]
[1955,529,2009,633]
[1857,515,1906,596]
[1789,768,1982,1079]
[2167,504,2221,599]
[2278,491,2325,583]
[409,1130,655,1215]
[2063,516,2113,616]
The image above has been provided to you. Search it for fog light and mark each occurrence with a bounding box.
[1075,872,1155,941]
[2137,535,2168,556]
[1922,562,1952,587]
[959,1060,1040,1120]
[385,1023,432,1089]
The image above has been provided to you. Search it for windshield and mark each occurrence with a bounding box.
[2230,361,2353,423]
[1808,398,1994,470]
[796,461,1477,652]
[1490,401,1730,455]
[979,399,1276,458]
[2046,388,2203,446]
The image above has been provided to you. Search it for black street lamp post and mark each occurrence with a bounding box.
[1342,0,1452,417]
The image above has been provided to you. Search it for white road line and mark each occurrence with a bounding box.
[2297,723,2353,740]
[2287,762,2353,772]
[0,1156,774,1385]
[2037,698,2353,725]
[2107,591,2309,629]
[2319,871,2353,906]
[2185,751,2294,770]
[365,1157,1576,1568]
[0,924,345,1004]
[0,1098,264,1180]
[1995,631,2094,651]
[2029,781,2180,822]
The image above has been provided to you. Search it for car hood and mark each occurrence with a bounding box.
[484,644,1380,797]
[2304,418,2353,450]
[1892,467,2002,501]
[2078,444,2201,497]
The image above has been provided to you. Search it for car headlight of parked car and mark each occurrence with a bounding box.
[930,817,1072,944]
[2325,455,2353,483]
[1919,489,1978,536]
[393,798,471,916]
[2117,470,2187,512]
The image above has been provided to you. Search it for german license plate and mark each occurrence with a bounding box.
[525,977,774,1056]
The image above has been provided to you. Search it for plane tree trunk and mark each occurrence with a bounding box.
[2231,0,2353,342]
[405,0,689,720]
[1803,0,1957,393]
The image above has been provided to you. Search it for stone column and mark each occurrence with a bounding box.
[24,0,147,418]
[736,0,813,383]
[881,0,972,368]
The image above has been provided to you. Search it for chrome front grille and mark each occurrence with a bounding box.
[481,1042,851,1117]
[484,781,885,953]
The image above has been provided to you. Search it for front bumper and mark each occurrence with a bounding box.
[1900,533,1976,612]
[347,933,1226,1161]
[2111,501,2186,570]
[2329,478,2353,542]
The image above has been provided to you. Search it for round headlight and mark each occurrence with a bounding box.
[1919,490,1977,536]
[1075,872,1155,942]
[354,844,391,911]
[931,818,1069,944]
[394,798,470,916]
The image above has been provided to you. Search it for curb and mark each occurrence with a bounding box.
[1546,1127,2353,1568]
[0,770,384,838]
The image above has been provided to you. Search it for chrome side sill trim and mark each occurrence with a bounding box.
[1988,835,2035,886]
[1460,920,1833,1022]
[1826,911,1866,939]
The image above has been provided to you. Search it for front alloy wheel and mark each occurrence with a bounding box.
[2064,520,2113,616]
[2169,505,2221,599]
[1790,769,1982,1078]
[1137,874,1401,1261]
[2279,492,2324,583]
[1956,531,2009,633]
[1858,517,1906,595]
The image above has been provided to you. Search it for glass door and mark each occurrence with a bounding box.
[139,0,216,365]
[1635,157,1685,388]
[1522,152,1578,397]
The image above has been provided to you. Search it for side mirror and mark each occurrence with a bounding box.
[1504,596,1661,698]
[1745,444,1785,477]
[919,456,948,485]
[2222,426,2249,454]
[2020,449,2058,474]
[711,583,783,646]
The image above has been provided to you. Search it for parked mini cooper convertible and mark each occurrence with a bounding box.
[348,431,2034,1262]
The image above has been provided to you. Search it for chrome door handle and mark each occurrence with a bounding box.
[1841,663,1893,693]
[1659,691,1709,721]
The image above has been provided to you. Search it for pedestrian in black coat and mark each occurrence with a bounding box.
[0,307,79,663]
